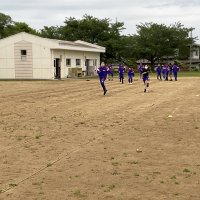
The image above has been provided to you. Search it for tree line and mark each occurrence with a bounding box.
[0,12,196,67]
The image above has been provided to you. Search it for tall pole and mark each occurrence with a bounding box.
[189,30,193,71]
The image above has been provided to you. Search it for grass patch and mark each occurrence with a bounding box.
[128,161,138,165]
[160,181,164,184]
[17,137,22,141]
[39,191,44,195]
[104,184,115,192]
[47,163,52,167]
[183,168,190,173]
[171,175,176,179]
[35,134,43,139]
[32,182,42,186]
[123,152,128,157]
[134,173,140,177]
[73,190,85,198]
[111,170,119,175]
[112,162,119,166]
[178,71,200,77]
[9,183,17,187]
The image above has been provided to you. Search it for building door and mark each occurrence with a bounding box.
[54,58,61,79]
[85,59,96,76]
[85,59,90,76]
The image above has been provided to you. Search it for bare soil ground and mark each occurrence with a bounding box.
[0,77,200,200]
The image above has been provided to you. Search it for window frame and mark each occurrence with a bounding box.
[66,58,71,67]
[76,59,81,66]
[21,49,27,61]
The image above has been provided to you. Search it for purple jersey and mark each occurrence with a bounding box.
[128,68,134,76]
[173,65,179,73]
[156,66,162,74]
[97,66,107,80]
[142,67,150,81]
[118,65,125,74]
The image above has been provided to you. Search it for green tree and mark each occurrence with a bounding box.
[0,13,38,38]
[5,22,38,36]
[59,15,111,43]
[135,22,195,67]
[0,12,13,38]
[40,26,61,39]
[40,15,128,65]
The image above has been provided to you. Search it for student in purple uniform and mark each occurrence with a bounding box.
[173,63,180,81]
[156,64,162,80]
[138,63,144,79]
[169,63,173,81]
[162,64,166,80]
[165,64,169,81]
[97,62,108,95]
[127,67,134,84]
[142,65,150,93]
[118,64,125,84]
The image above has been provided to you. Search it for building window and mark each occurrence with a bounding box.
[76,59,81,66]
[21,50,27,61]
[66,58,71,66]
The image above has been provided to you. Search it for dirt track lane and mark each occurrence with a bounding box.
[0,77,200,200]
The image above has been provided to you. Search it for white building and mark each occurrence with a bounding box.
[0,32,105,79]
[191,44,200,59]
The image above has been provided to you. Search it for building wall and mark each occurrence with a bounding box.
[14,41,33,79]
[192,46,200,59]
[0,34,54,79]
[0,43,15,79]
[0,33,103,79]
[53,50,100,78]
[32,43,53,79]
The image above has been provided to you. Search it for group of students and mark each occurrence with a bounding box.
[97,62,150,95]
[154,63,180,81]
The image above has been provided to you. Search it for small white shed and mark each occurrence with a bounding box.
[0,32,105,79]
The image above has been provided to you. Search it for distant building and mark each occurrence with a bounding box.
[0,32,105,79]
[136,59,151,65]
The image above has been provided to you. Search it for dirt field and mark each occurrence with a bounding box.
[0,77,200,200]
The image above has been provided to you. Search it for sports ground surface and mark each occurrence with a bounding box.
[0,76,200,200]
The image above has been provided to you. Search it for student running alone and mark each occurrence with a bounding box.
[142,65,150,93]
[97,62,108,95]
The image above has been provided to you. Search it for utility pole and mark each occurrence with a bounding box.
[189,30,193,71]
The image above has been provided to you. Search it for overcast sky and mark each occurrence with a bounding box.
[1,0,200,40]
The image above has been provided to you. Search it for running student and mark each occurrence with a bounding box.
[138,63,144,79]
[142,65,150,93]
[118,64,125,84]
[127,67,134,84]
[97,62,108,95]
